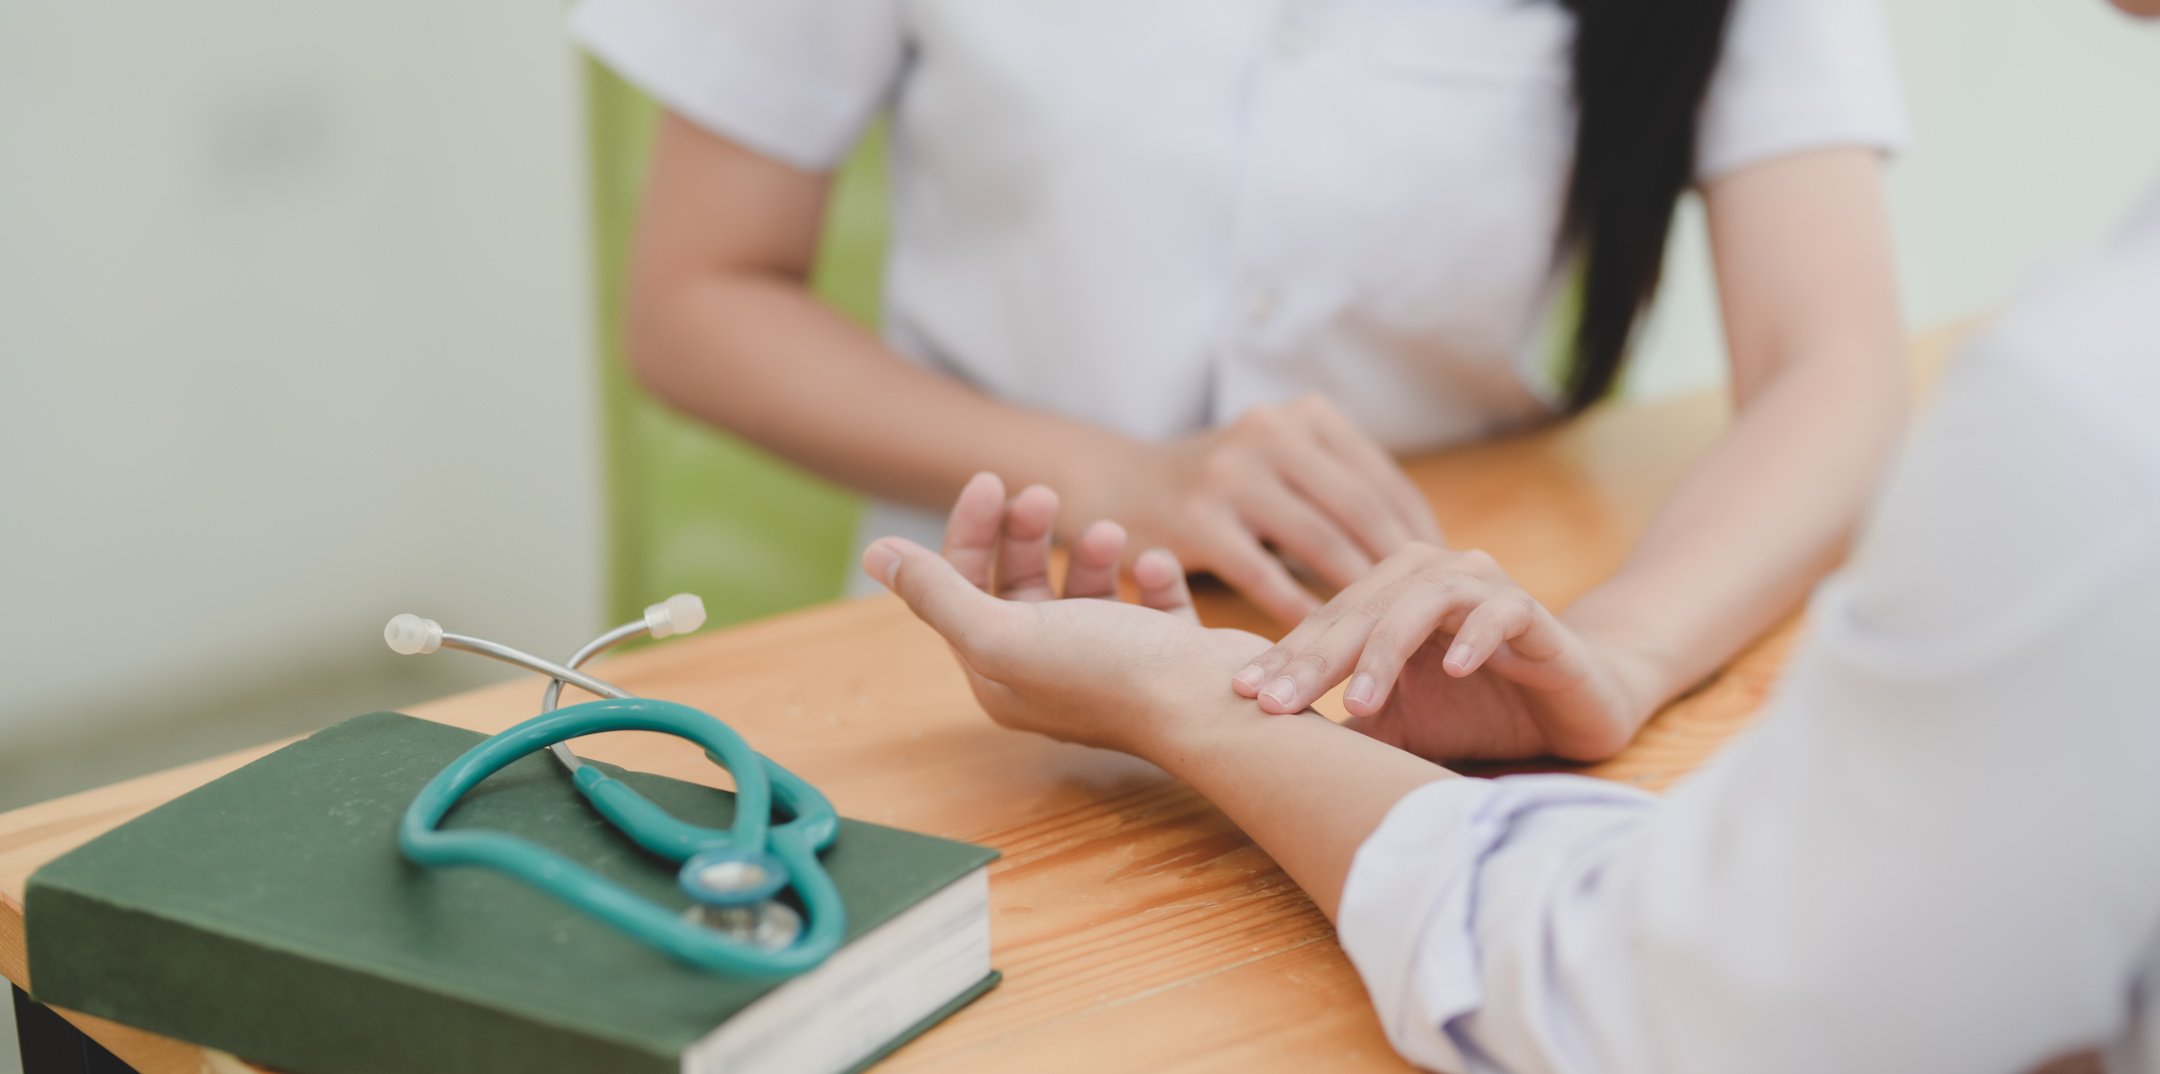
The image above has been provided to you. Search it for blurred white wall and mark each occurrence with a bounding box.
[1634,0,2160,397]
[1,2,2157,1062]
[0,0,600,810]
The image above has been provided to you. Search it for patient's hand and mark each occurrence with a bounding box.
[863,473,1271,755]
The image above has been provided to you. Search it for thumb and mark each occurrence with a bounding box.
[862,537,1006,644]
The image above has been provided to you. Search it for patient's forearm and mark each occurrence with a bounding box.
[1142,705,1455,920]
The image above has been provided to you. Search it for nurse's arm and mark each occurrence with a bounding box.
[1561,147,1906,720]
[624,112,1120,512]
[624,112,1433,623]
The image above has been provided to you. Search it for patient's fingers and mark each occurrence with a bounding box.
[1063,520,1126,599]
[996,484,1061,602]
[864,537,1009,646]
[941,472,1007,592]
[1133,548,1199,622]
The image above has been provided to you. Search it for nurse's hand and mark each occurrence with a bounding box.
[1229,544,1664,762]
[1073,394,1441,624]
[862,473,1271,755]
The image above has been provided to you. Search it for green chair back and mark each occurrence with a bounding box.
[584,62,890,627]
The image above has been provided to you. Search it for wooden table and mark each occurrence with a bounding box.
[0,332,1961,1074]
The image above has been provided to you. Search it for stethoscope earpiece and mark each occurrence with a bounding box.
[383,613,443,655]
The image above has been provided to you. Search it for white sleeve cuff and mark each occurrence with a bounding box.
[567,0,902,173]
[1695,93,1906,183]
[1337,775,1656,1072]
[1693,0,1908,183]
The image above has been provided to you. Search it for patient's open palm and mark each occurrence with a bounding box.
[864,473,1268,754]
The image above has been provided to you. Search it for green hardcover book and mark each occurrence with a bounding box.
[26,712,998,1074]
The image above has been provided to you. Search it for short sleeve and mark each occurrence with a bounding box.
[1693,0,1907,182]
[568,0,906,172]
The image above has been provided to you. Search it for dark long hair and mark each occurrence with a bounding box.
[1553,0,1739,412]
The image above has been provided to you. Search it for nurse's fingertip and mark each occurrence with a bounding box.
[1259,676,1300,713]
[1344,672,1378,712]
[1443,638,1480,676]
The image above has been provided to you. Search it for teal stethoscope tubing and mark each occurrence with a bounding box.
[400,696,845,975]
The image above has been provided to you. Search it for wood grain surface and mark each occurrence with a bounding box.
[0,330,1963,1074]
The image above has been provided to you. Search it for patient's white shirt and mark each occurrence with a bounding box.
[1338,182,2160,1073]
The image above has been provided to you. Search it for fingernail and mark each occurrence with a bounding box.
[861,542,901,587]
[1345,673,1377,709]
[1444,644,1471,674]
[1261,676,1298,710]
[1232,665,1266,692]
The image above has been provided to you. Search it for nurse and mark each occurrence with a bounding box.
[572,0,1908,760]
[857,126,2160,1072]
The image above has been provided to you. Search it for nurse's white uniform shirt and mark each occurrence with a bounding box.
[1338,181,2160,1073]
[570,0,1905,561]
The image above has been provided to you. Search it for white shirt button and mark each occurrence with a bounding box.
[1246,288,1280,328]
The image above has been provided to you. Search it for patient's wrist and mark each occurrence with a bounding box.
[1129,690,1268,767]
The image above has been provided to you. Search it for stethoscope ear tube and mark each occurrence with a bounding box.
[400,698,846,975]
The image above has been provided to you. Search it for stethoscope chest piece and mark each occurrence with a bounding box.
[681,847,789,906]
[686,900,804,952]
[679,847,803,950]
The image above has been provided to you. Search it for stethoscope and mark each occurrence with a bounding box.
[381,595,844,976]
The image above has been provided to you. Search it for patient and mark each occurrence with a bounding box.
[860,57,2160,1074]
